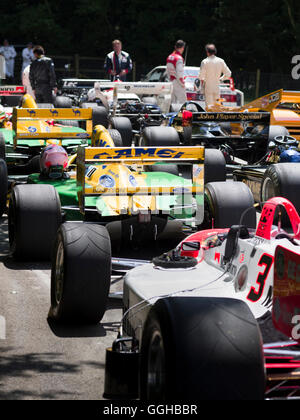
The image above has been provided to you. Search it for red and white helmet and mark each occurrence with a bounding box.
[40,144,68,178]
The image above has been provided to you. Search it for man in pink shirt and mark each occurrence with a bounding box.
[166,40,187,105]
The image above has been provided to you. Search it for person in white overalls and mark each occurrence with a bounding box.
[199,44,231,107]
[0,39,17,82]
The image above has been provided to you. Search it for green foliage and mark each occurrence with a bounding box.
[1,0,299,73]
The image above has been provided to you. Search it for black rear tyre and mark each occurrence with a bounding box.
[0,133,6,160]
[54,96,72,108]
[49,222,111,323]
[204,181,256,228]
[110,117,133,147]
[8,184,62,260]
[0,159,8,217]
[142,126,180,147]
[204,149,226,184]
[107,129,123,147]
[140,297,265,400]
[81,103,109,128]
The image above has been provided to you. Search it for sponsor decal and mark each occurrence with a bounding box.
[99,174,115,188]
[50,109,59,117]
[129,174,138,187]
[72,109,81,117]
[27,126,37,133]
[93,148,185,160]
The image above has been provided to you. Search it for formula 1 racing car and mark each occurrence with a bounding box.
[8,123,255,261]
[233,134,300,213]
[49,195,300,399]
[0,87,92,173]
[113,197,300,399]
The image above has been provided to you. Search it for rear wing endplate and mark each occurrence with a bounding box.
[12,107,93,148]
[273,245,300,343]
[76,145,204,214]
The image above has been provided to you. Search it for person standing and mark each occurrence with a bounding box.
[166,40,187,105]
[0,39,16,83]
[22,64,35,98]
[104,40,132,81]
[29,45,57,103]
[198,44,231,107]
[21,42,34,73]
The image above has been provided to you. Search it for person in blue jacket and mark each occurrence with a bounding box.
[104,40,132,81]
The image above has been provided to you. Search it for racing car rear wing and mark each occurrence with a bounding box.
[76,145,204,214]
[98,81,173,114]
[173,110,270,138]
[12,107,93,148]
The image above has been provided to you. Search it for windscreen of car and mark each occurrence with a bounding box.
[147,69,166,82]
[184,68,198,84]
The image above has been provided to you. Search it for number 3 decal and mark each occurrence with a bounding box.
[247,253,274,303]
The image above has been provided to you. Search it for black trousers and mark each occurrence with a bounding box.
[35,85,53,103]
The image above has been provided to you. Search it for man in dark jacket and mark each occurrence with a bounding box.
[104,40,132,81]
[29,45,57,103]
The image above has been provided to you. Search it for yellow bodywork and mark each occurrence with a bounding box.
[76,145,205,215]
[8,94,93,148]
[208,89,300,140]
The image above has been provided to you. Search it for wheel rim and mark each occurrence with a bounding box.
[261,177,275,202]
[55,240,64,305]
[147,329,166,399]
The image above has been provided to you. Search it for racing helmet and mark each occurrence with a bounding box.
[40,144,68,178]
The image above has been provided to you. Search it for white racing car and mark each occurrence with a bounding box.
[49,195,300,400]
[142,65,244,108]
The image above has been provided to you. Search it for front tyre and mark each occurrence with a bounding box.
[49,222,111,324]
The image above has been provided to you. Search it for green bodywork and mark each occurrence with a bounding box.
[28,170,203,223]
[0,126,89,164]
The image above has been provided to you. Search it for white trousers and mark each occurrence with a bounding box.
[204,87,220,107]
[171,79,187,104]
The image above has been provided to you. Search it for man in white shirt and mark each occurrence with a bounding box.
[199,44,231,107]
[0,39,17,82]
[22,42,34,73]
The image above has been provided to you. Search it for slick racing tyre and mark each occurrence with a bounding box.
[141,126,180,147]
[204,181,256,228]
[0,133,6,161]
[8,184,62,260]
[140,297,265,400]
[54,96,73,108]
[108,129,123,147]
[0,159,8,218]
[110,117,133,147]
[49,222,111,324]
[81,103,109,128]
[260,163,300,224]
[204,149,226,184]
